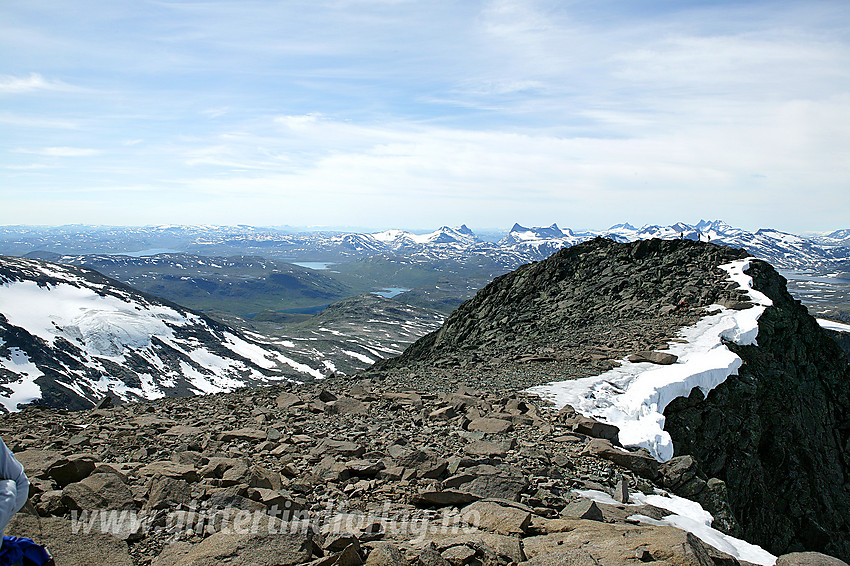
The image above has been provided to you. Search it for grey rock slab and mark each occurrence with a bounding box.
[276,392,304,410]
[466,418,512,434]
[582,438,659,479]
[412,489,480,508]
[62,472,135,511]
[441,473,475,489]
[463,439,514,458]
[613,476,629,504]
[7,514,133,566]
[569,416,620,443]
[47,454,98,488]
[434,533,525,564]
[560,499,604,522]
[440,544,476,564]
[522,521,718,566]
[416,542,450,566]
[460,474,527,502]
[140,461,201,483]
[627,350,678,365]
[164,425,205,437]
[776,553,850,566]
[248,464,284,490]
[333,544,365,566]
[316,440,366,458]
[460,500,531,535]
[145,476,192,510]
[327,397,370,416]
[218,428,267,442]
[14,449,65,479]
[167,531,315,566]
[323,532,360,552]
[364,542,408,565]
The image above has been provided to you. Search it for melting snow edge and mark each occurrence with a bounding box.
[527,258,772,463]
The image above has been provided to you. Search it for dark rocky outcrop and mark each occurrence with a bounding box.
[825,328,850,362]
[665,260,850,561]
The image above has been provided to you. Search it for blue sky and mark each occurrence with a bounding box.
[2,0,849,232]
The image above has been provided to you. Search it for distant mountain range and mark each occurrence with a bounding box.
[2,221,848,270]
[498,220,850,270]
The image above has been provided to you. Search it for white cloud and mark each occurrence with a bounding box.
[17,147,101,157]
[0,1,848,231]
[0,114,79,129]
[152,99,847,230]
[0,73,77,94]
[4,164,53,171]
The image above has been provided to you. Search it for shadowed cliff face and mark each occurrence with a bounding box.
[826,329,850,361]
[665,260,850,561]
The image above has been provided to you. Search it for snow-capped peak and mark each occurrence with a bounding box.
[367,225,478,248]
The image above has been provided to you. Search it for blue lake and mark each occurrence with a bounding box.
[371,287,411,298]
[291,261,337,270]
[122,248,183,257]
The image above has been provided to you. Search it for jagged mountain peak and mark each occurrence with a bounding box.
[608,222,637,231]
[367,225,478,248]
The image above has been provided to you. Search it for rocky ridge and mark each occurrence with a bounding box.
[371,237,752,389]
[368,238,850,561]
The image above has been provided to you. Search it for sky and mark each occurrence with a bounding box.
[1,0,849,232]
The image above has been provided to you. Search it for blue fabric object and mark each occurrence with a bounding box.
[0,536,51,566]
[0,438,28,537]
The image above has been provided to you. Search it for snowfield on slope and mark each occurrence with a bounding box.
[1,279,188,358]
[817,318,850,333]
[528,258,772,462]
[0,258,316,409]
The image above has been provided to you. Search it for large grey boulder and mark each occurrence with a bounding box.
[522,520,718,566]
[461,500,531,534]
[7,514,133,566]
[582,438,659,479]
[61,472,135,511]
[628,350,678,365]
[163,528,314,566]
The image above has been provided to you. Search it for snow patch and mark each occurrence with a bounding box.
[528,259,771,462]
[0,344,44,412]
[274,353,324,380]
[222,332,277,370]
[343,350,375,364]
[817,318,850,333]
